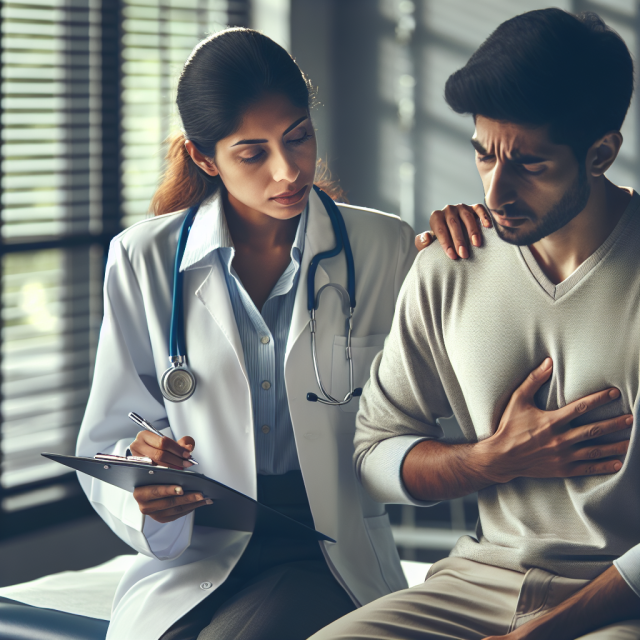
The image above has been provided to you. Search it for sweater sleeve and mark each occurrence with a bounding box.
[354,249,455,505]
[613,543,640,597]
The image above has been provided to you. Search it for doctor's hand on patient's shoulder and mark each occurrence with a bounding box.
[477,357,632,484]
[415,203,492,258]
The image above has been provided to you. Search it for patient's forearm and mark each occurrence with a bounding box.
[401,439,498,501]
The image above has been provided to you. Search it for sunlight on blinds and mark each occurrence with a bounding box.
[1,247,103,490]
[120,0,231,227]
[1,0,106,495]
[1,0,103,239]
[1,0,248,511]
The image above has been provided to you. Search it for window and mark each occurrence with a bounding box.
[0,0,249,533]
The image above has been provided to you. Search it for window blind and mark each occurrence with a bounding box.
[1,0,108,507]
[1,0,249,515]
[121,0,248,227]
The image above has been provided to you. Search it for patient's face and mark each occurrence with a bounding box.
[472,116,590,246]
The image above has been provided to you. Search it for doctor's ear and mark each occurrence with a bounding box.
[185,140,219,177]
[586,131,623,178]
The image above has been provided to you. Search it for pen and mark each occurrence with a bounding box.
[128,411,199,465]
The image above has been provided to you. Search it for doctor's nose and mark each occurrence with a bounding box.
[484,161,517,212]
[271,150,300,184]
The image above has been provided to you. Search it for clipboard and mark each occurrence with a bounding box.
[42,453,335,542]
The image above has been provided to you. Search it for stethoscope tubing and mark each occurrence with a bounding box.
[163,187,360,405]
[169,205,199,360]
[307,186,356,310]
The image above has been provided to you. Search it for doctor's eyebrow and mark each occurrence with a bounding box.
[470,138,547,164]
[231,116,309,147]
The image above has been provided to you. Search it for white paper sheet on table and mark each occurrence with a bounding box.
[0,554,134,620]
[0,554,431,621]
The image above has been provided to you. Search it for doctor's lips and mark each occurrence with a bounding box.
[271,185,308,206]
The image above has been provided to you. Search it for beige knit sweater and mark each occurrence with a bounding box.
[355,192,640,592]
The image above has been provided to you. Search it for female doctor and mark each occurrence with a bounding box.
[75,28,474,640]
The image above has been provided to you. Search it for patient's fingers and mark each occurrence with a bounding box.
[564,414,633,445]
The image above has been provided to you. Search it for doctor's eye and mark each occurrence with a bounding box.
[239,150,265,164]
[286,132,313,147]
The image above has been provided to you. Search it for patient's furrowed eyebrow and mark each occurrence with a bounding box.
[471,139,489,154]
[471,139,547,164]
[510,151,548,164]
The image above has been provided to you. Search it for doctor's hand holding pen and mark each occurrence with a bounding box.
[129,430,213,523]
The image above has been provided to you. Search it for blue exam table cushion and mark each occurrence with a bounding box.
[0,598,108,640]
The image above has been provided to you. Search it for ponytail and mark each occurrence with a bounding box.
[314,159,348,203]
[150,132,219,216]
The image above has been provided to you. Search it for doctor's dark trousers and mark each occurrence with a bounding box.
[160,471,355,640]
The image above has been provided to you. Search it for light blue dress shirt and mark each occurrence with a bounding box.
[211,205,308,475]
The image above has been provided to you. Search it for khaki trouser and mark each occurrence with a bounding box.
[310,557,640,640]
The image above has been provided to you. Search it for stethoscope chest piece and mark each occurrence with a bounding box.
[161,357,196,402]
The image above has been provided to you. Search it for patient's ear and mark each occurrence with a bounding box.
[586,132,622,178]
[185,140,219,177]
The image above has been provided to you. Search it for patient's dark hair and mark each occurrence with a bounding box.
[444,9,634,160]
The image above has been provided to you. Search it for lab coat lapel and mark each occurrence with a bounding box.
[179,194,248,381]
[194,258,248,381]
[286,189,333,360]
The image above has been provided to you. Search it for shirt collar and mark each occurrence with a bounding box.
[180,191,308,271]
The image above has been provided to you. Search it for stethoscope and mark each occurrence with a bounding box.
[160,185,362,407]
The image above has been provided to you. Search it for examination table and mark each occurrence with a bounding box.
[0,555,430,640]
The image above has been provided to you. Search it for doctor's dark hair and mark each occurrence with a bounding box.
[152,28,332,215]
[444,9,634,160]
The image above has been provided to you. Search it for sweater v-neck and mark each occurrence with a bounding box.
[518,190,639,301]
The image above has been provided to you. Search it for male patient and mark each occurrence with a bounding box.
[312,9,640,640]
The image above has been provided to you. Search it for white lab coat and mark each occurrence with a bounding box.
[76,188,417,640]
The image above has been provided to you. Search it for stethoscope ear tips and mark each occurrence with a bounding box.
[353,388,363,397]
[307,393,319,402]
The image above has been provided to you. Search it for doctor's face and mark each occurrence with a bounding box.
[473,116,590,246]
[209,93,317,221]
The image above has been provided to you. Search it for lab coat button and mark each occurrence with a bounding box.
[261,380,271,390]
[200,582,213,590]
[261,425,270,434]
[260,335,270,344]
